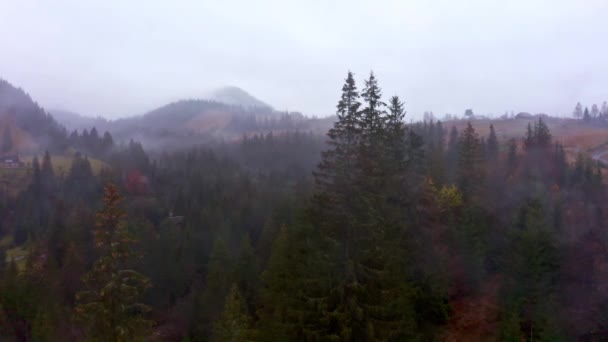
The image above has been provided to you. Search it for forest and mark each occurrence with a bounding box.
[1,71,608,341]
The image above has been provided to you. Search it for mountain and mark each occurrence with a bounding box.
[100,96,331,150]
[50,109,109,132]
[0,78,68,153]
[208,86,273,110]
[44,84,332,150]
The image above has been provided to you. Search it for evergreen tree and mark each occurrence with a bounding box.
[75,183,151,341]
[524,123,534,151]
[234,235,258,308]
[1,125,12,154]
[258,224,331,341]
[385,96,409,178]
[591,104,599,118]
[41,150,54,179]
[212,284,252,342]
[504,199,562,340]
[487,124,499,160]
[314,71,361,197]
[359,71,386,158]
[583,107,591,122]
[446,125,460,182]
[102,131,114,154]
[457,122,483,198]
[573,102,583,119]
[192,234,234,339]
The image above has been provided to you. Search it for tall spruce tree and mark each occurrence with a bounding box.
[487,124,499,160]
[75,184,151,341]
[583,107,591,122]
[504,199,562,340]
[211,284,252,342]
[458,122,483,198]
[573,102,583,119]
[506,138,518,177]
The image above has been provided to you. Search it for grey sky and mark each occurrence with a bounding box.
[1,0,607,119]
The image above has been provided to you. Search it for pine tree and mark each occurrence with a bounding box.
[234,235,258,309]
[313,71,361,224]
[258,225,331,341]
[41,151,54,179]
[583,107,591,122]
[75,183,151,341]
[385,96,408,181]
[212,284,252,342]
[193,234,234,338]
[534,118,552,149]
[446,126,460,181]
[487,124,499,160]
[591,104,600,118]
[102,132,114,153]
[457,122,483,198]
[360,72,385,136]
[524,123,534,151]
[505,199,562,340]
[1,124,12,154]
[573,102,583,119]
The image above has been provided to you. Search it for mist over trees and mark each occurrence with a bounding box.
[1,72,608,341]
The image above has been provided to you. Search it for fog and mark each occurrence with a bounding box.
[1,0,607,119]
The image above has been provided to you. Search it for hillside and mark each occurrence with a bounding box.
[49,109,109,132]
[209,86,273,110]
[96,95,331,149]
[0,78,67,153]
[446,116,608,171]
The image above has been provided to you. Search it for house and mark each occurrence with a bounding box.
[0,154,25,168]
[515,112,533,119]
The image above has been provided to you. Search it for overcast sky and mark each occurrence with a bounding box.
[1,0,607,119]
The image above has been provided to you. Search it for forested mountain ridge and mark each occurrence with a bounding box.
[2,72,608,341]
[49,109,109,132]
[0,79,68,153]
[50,86,333,150]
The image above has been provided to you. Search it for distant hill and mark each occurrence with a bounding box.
[49,109,109,132]
[0,78,68,153]
[93,90,332,149]
[10,81,333,151]
[208,86,273,110]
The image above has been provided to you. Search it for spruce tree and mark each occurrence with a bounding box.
[573,102,583,118]
[505,199,562,340]
[447,126,460,181]
[359,71,386,158]
[212,284,252,342]
[75,183,151,341]
[1,125,12,154]
[506,138,518,176]
[583,107,591,122]
[192,234,233,339]
[487,124,499,160]
[457,122,483,198]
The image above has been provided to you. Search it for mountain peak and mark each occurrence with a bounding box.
[210,86,272,110]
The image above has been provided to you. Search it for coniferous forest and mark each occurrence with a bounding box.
[2,72,608,341]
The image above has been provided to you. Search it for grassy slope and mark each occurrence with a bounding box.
[20,154,108,177]
[0,154,108,196]
[447,117,608,161]
[0,117,38,152]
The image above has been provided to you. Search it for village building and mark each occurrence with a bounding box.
[0,154,25,168]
